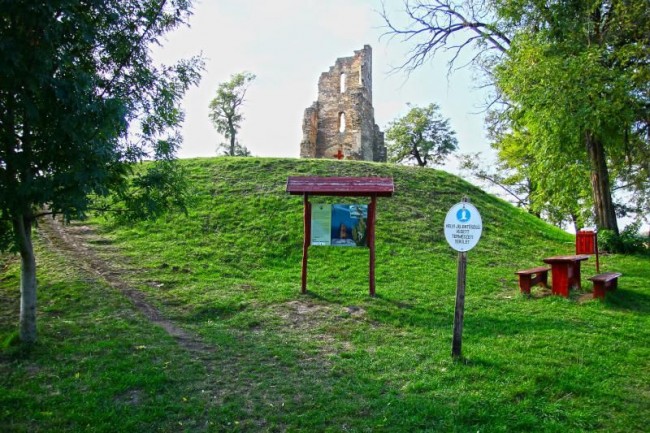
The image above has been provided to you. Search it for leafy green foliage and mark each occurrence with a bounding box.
[0,0,202,226]
[208,71,256,156]
[600,222,650,255]
[0,0,203,342]
[384,0,650,233]
[95,160,194,223]
[490,0,650,231]
[386,103,458,167]
[0,220,16,253]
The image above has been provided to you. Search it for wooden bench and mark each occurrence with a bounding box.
[589,272,622,299]
[515,266,551,294]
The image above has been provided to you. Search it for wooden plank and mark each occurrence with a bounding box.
[589,272,622,282]
[515,266,551,275]
[286,176,394,197]
[543,254,590,263]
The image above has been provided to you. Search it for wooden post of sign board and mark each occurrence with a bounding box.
[368,194,377,297]
[301,193,311,294]
[452,251,467,360]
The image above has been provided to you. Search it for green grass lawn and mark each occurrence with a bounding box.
[1,157,649,432]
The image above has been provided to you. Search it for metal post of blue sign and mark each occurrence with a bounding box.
[452,250,467,359]
[444,197,483,360]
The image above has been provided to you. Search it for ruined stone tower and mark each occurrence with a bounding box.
[300,45,386,162]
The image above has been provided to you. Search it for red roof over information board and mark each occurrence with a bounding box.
[286,176,394,197]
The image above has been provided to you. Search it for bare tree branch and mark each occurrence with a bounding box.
[381,0,511,74]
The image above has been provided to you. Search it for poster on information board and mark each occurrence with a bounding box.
[311,204,368,247]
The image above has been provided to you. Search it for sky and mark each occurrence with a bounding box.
[152,0,495,171]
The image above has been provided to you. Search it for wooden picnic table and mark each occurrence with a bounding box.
[543,254,590,297]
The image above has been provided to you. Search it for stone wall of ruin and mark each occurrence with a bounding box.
[300,45,386,162]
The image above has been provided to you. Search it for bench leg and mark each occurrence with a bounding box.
[540,271,548,288]
[518,276,532,294]
[593,281,607,299]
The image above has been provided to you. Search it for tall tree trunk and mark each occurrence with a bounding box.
[525,178,542,218]
[585,131,619,234]
[13,215,37,343]
[412,146,426,167]
[228,118,236,156]
[571,212,580,234]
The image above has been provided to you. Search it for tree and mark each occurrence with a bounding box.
[0,0,203,343]
[386,103,458,167]
[462,99,595,232]
[208,72,256,156]
[492,0,650,234]
[382,0,650,233]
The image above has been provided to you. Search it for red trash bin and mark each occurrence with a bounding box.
[576,230,596,254]
[576,229,599,272]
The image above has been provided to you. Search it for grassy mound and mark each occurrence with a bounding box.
[1,157,648,432]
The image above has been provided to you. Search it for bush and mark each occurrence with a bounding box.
[599,222,650,254]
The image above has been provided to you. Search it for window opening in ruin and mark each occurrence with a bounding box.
[339,112,346,133]
[340,73,346,93]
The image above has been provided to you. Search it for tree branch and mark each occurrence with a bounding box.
[381,0,510,73]
[100,0,169,98]
[472,171,528,207]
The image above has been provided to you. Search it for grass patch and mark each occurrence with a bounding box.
[1,157,648,431]
[0,240,214,432]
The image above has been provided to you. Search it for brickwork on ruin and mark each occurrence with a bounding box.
[300,45,386,162]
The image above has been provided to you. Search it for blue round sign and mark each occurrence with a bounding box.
[444,202,483,252]
[456,208,471,222]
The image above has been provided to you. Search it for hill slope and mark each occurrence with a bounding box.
[106,156,574,301]
[2,157,649,432]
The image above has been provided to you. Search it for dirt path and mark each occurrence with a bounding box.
[39,218,216,364]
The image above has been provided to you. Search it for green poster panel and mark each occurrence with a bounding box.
[311,204,332,246]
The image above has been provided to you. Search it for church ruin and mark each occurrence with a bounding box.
[300,45,386,162]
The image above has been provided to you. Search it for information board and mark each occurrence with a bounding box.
[444,202,483,252]
[311,204,368,247]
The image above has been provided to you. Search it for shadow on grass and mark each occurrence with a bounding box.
[300,291,330,302]
[372,293,418,309]
[287,282,648,345]
[361,295,611,340]
[177,302,247,323]
[604,289,650,314]
[0,336,38,362]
